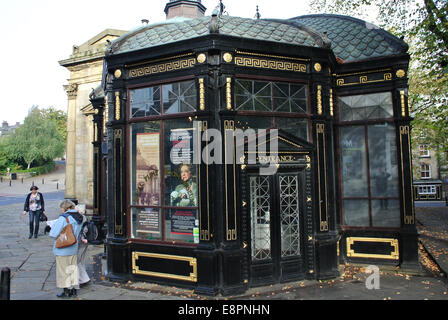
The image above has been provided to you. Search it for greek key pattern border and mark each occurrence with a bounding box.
[336,73,392,86]
[235,56,307,73]
[129,58,196,78]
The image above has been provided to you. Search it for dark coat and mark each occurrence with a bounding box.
[24,192,45,212]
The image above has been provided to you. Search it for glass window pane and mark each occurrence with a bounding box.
[343,200,369,226]
[340,126,368,197]
[131,207,162,240]
[274,117,309,141]
[130,86,161,118]
[371,200,400,227]
[339,92,393,121]
[163,80,197,114]
[235,116,273,131]
[250,176,271,261]
[279,175,300,257]
[130,122,161,206]
[165,208,199,243]
[368,124,399,197]
[164,118,198,207]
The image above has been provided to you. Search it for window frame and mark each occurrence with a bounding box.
[127,76,200,246]
[336,90,401,230]
[420,163,431,179]
[233,75,313,141]
[419,144,430,158]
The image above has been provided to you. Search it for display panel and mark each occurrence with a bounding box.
[130,115,198,243]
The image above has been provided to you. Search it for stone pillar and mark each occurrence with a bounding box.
[64,83,78,200]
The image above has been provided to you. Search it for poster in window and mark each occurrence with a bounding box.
[136,209,160,235]
[135,132,160,206]
[167,127,198,207]
[170,209,197,236]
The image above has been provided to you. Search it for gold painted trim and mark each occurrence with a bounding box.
[314,63,322,72]
[226,77,232,110]
[235,50,310,62]
[199,78,205,111]
[346,237,399,260]
[400,126,415,224]
[125,52,194,68]
[399,126,415,224]
[129,57,196,78]
[396,69,406,78]
[103,95,109,135]
[317,85,323,115]
[114,69,122,79]
[113,129,123,235]
[198,121,210,241]
[132,252,197,282]
[235,56,307,73]
[115,92,120,121]
[316,123,328,232]
[336,73,392,86]
[400,90,406,117]
[333,68,392,77]
[329,88,334,117]
[223,52,233,63]
[197,53,206,64]
[224,120,237,240]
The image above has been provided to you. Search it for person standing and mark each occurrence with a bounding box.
[75,204,90,286]
[49,200,83,298]
[22,186,45,239]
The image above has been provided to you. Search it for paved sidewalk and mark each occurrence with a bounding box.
[416,206,448,278]
[0,162,65,197]
[0,199,447,300]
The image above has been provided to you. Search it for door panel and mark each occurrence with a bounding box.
[248,169,306,284]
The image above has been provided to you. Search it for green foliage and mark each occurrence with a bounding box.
[40,106,67,141]
[309,0,448,164]
[7,106,66,169]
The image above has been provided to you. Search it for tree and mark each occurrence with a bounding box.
[7,107,65,169]
[308,0,448,163]
[41,106,67,141]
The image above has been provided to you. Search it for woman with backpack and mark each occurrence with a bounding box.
[22,186,45,239]
[49,200,83,298]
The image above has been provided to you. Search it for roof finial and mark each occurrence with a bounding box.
[212,0,226,17]
[255,5,261,20]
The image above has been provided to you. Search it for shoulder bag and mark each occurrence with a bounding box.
[55,217,77,248]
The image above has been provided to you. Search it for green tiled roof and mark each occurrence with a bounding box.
[108,14,408,63]
[109,16,323,55]
[288,14,408,62]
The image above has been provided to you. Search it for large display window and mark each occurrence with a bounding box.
[129,80,199,244]
[338,92,400,228]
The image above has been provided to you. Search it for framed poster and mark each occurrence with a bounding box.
[135,132,160,206]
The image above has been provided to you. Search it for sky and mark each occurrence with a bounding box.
[0,0,316,125]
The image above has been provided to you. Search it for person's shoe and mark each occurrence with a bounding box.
[69,288,77,297]
[28,234,32,239]
[34,234,38,239]
[56,288,70,298]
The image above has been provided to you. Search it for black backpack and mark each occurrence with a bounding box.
[82,220,99,243]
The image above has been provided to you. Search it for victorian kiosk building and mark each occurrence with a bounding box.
[88,0,417,295]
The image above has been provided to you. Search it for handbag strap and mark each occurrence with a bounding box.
[65,216,70,224]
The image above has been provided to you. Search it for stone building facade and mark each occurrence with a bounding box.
[59,29,126,208]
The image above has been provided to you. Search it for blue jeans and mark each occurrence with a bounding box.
[28,210,42,236]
